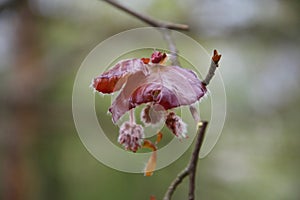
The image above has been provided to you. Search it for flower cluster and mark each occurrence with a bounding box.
[165,112,187,139]
[92,50,221,175]
[118,121,144,152]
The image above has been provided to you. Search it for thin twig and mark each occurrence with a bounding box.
[102,0,184,66]
[161,29,180,66]
[102,0,189,31]
[163,121,208,200]
[187,121,208,200]
[163,167,189,200]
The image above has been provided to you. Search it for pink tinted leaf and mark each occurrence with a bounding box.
[92,59,149,94]
[109,65,207,123]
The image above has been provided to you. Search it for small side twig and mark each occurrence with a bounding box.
[164,121,208,200]
[203,50,222,86]
[102,0,189,31]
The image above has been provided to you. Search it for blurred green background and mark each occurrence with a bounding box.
[0,0,299,199]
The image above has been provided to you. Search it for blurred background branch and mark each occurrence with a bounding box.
[0,0,18,12]
[103,0,189,30]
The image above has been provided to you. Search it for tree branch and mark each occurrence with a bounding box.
[102,0,185,66]
[187,121,208,200]
[102,0,189,31]
[0,0,18,12]
[163,167,189,200]
[163,121,208,200]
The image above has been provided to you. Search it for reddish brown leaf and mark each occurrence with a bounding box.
[92,59,149,94]
[109,65,206,123]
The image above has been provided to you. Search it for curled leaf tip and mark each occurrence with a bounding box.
[156,132,163,144]
[212,49,222,64]
[150,195,156,200]
[141,58,150,64]
[143,139,156,151]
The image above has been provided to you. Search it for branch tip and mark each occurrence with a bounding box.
[212,49,222,65]
[203,50,222,86]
